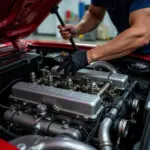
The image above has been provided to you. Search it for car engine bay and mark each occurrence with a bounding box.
[1,47,150,150]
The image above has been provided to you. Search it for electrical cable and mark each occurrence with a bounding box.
[0,78,22,108]
[0,125,18,138]
[0,78,22,95]
[0,104,9,109]
[86,108,105,143]
[86,105,114,143]
[82,127,88,136]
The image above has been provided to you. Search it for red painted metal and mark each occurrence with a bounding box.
[27,40,97,50]
[130,53,150,61]
[27,40,150,62]
[0,139,19,150]
[0,40,27,57]
[0,0,61,43]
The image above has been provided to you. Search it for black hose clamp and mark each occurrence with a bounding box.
[106,113,116,121]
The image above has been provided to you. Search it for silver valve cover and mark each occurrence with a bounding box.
[11,82,103,119]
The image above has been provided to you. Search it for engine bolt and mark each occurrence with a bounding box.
[17,144,27,150]
[46,117,52,121]
[30,72,37,83]
[53,104,59,111]
[68,78,73,89]
[62,120,66,125]
[37,104,47,115]
[63,123,69,129]
[23,102,27,106]
[91,82,99,94]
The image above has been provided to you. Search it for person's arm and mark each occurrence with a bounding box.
[87,8,150,63]
[58,4,106,40]
[76,4,106,35]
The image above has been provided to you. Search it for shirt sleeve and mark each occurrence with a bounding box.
[130,0,150,13]
[91,0,104,7]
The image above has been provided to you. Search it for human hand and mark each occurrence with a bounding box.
[58,24,78,40]
[57,50,89,77]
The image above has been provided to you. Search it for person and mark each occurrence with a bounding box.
[57,0,150,77]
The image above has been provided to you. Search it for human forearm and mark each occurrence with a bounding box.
[87,27,150,63]
[87,9,150,63]
[75,5,105,35]
[94,50,133,61]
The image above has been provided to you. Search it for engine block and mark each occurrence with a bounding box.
[4,60,142,150]
[10,62,129,120]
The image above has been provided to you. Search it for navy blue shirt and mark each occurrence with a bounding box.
[91,0,150,53]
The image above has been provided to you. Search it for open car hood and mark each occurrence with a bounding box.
[0,0,61,43]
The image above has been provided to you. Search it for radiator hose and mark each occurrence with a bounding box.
[88,61,117,73]
[99,81,138,150]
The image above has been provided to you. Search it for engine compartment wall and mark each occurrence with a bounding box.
[0,52,40,116]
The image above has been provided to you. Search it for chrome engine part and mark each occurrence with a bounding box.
[10,135,96,150]
[11,81,102,119]
[4,109,82,140]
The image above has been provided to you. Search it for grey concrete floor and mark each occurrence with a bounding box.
[27,34,108,45]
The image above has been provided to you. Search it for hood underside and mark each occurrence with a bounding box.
[0,0,61,43]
